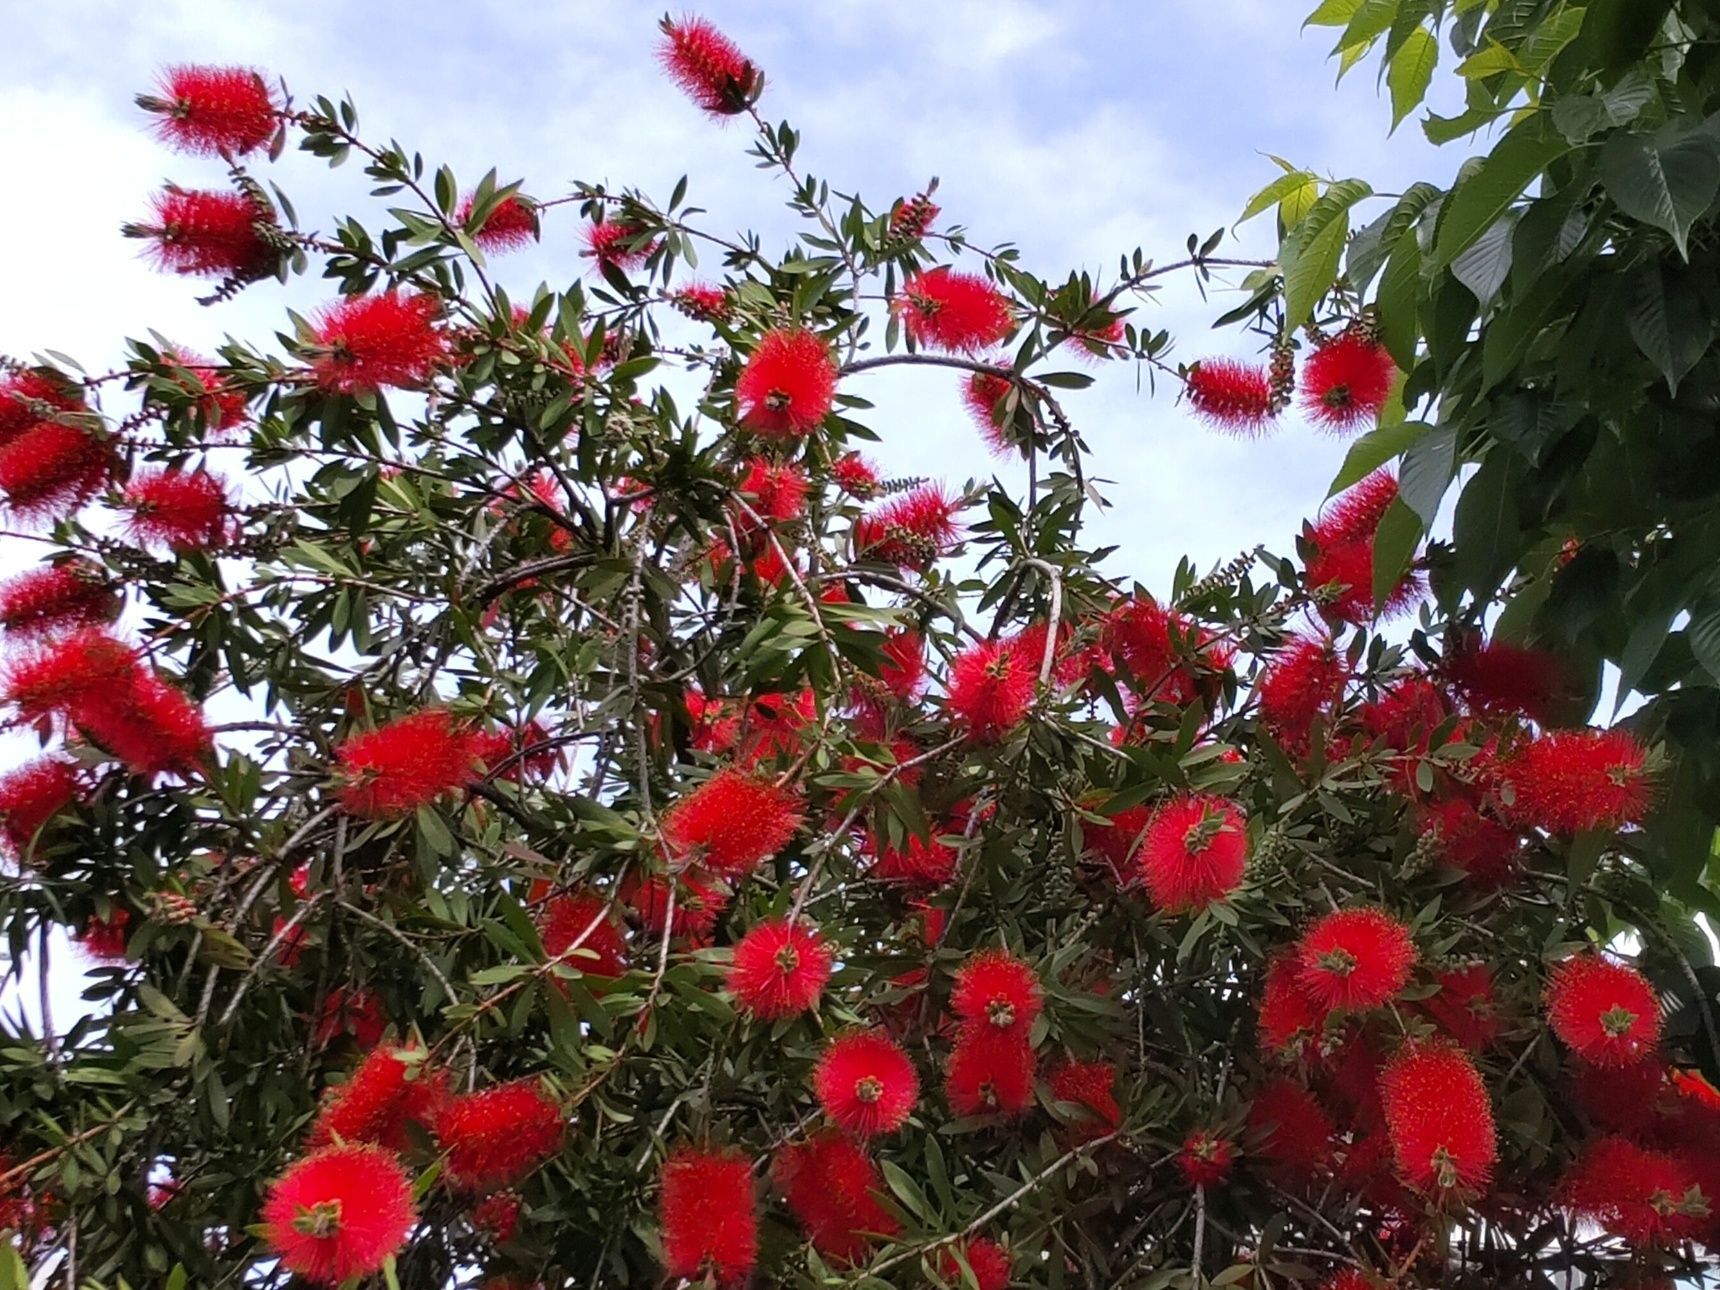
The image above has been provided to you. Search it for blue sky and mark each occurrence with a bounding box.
[5,0,1468,590]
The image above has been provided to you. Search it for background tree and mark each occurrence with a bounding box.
[0,15,1715,1289]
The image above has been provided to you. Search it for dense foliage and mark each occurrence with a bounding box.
[1,17,1717,1289]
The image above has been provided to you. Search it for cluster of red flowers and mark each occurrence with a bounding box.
[727,917,832,1018]
[734,327,838,436]
[120,467,236,552]
[458,190,538,252]
[659,1148,757,1285]
[1303,470,1420,624]
[308,292,448,394]
[259,1143,415,1285]
[657,15,763,116]
[133,186,278,279]
[1186,326,1394,437]
[853,482,963,568]
[331,708,482,818]
[659,766,803,876]
[1,629,210,777]
[946,949,1041,1118]
[141,65,278,156]
[0,372,111,526]
[895,267,1014,353]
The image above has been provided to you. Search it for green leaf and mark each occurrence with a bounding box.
[1434,115,1575,269]
[1281,179,1373,329]
[1388,26,1439,130]
[1337,0,1399,55]
[1371,497,1424,611]
[1398,422,1457,523]
[1238,168,1319,225]
[1579,0,1674,73]
[1456,42,1519,79]
[1599,121,1720,259]
[1377,225,1424,370]
[1690,603,1720,686]
[1449,449,1521,599]
[1625,262,1714,394]
[1305,0,1364,25]
[1449,212,1517,308]
[1328,420,1430,497]
[1516,6,1587,76]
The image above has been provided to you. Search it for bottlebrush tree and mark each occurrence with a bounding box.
[0,19,1717,1290]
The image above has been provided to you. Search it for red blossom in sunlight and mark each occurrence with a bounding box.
[582,219,658,272]
[1380,1041,1496,1194]
[259,1144,414,1286]
[659,768,802,877]
[735,328,837,437]
[436,1080,563,1190]
[332,710,480,819]
[671,283,731,323]
[75,664,212,777]
[1497,728,1652,834]
[657,16,763,116]
[735,457,809,527]
[308,1045,446,1152]
[538,891,627,978]
[1301,332,1395,434]
[830,451,881,497]
[1546,954,1661,1068]
[963,370,1016,454]
[76,908,131,962]
[773,1133,898,1264]
[0,421,113,524]
[0,369,85,446]
[946,637,1035,743]
[814,1030,918,1138]
[1294,907,1416,1014]
[121,468,236,552]
[1305,470,1421,624]
[1257,634,1346,758]
[1185,358,1276,435]
[895,267,1014,353]
[727,918,832,1019]
[660,1147,757,1285]
[309,293,447,394]
[951,949,1042,1037]
[945,1026,1035,1118]
[854,483,962,569]
[132,187,276,278]
[142,65,278,156]
[0,562,118,641]
[1,629,137,724]
[0,758,80,862]
[1138,793,1248,913]
[869,831,958,887]
[458,191,538,251]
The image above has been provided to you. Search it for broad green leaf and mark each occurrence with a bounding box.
[1371,497,1425,612]
[1434,114,1575,268]
[1280,176,1321,226]
[1689,603,1720,687]
[1305,0,1364,25]
[1625,261,1714,394]
[1377,233,1424,370]
[1238,168,1319,225]
[1599,121,1720,259]
[1337,0,1399,55]
[1516,7,1587,76]
[1389,27,1439,130]
[1398,421,1457,523]
[1281,179,1373,328]
[1449,212,1518,308]
[1328,420,1431,497]
[1456,43,1519,79]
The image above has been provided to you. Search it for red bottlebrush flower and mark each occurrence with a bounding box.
[657,16,762,116]
[1417,797,1521,884]
[458,191,537,252]
[946,1026,1036,1118]
[947,637,1035,744]
[1561,1136,1708,1246]
[877,628,927,702]
[0,369,84,448]
[671,283,731,323]
[1139,794,1248,913]
[308,1045,446,1151]
[727,917,832,1018]
[869,832,958,886]
[581,219,657,273]
[830,451,881,498]
[472,1191,520,1243]
[625,870,728,946]
[120,468,234,552]
[939,1238,1011,1290]
[469,720,561,783]
[133,187,275,278]
[660,1148,757,1285]
[735,328,837,437]
[1418,964,1504,1053]
[333,710,480,819]
[1321,1274,1373,1290]
[1258,635,1346,758]
[309,293,447,394]
[1248,1078,1333,1176]
[1081,803,1151,884]
[76,908,131,961]
[142,65,277,156]
[1546,954,1661,1068]
[1301,332,1396,434]
[1258,954,1327,1057]
[951,949,1042,1036]
[854,483,963,569]
[736,457,809,526]
[1047,1059,1121,1142]
[1380,1041,1496,1194]
[0,562,117,641]
[259,1143,415,1286]
[0,758,79,862]
[75,664,211,777]
[1357,676,1450,757]
[1443,637,1566,725]
[437,1080,563,1189]
[889,193,941,242]
[0,421,112,524]
[1102,596,1233,707]
[659,768,802,877]
[1185,358,1276,436]
[773,1132,898,1263]
[814,1030,918,1138]
[314,987,387,1049]
[964,370,1016,455]
[1305,470,1421,624]
[1178,1131,1236,1190]
[1294,907,1416,1014]
[1,628,136,723]
[896,267,1014,353]
[538,891,627,978]
[1498,728,1652,834]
